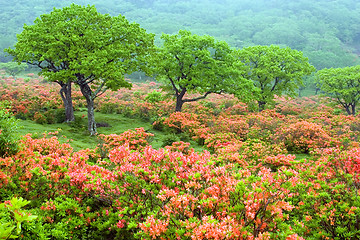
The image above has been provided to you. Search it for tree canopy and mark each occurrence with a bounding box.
[0,62,27,78]
[152,30,252,112]
[316,65,360,115]
[236,45,316,111]
[5,4,154,134]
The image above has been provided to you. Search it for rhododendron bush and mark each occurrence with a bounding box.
[1,74,360,239]
[0,132,303,239]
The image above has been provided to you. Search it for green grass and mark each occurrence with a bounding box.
[17,110,205,152]
[294,153,310,160]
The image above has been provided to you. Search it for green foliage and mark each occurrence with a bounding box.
[2,73,360,238]
[0,102,20,157]
[5,4,153,89]
[0,197,37,239]
[43,108,66,124]
[316,65,360,115]
[5,3,155,135]
[2,0,360,69]
[0,62,27,78]
[236,45,316,110]
[289,152,360,239]
[161,133,180,147]
[145,90,163,103]
[152,30,253,112]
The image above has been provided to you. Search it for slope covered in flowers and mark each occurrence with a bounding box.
[1,73,360,239]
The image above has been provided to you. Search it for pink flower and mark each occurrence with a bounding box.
[117,220,125,228]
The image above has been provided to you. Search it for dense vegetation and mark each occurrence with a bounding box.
[1,72,360,239]
[5,4,317,135]
[1,0,360,69]
[2,1,360,239]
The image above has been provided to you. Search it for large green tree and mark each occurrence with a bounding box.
[152,30,252,112]
[5,4,154,135]
[316,66,360,115]
[236,45,316,111]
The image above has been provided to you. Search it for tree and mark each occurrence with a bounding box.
[5,4,154,134]
[316,65,360,115]
[0,62,27,79]
[152,30,252,112]
[236,45,316,111]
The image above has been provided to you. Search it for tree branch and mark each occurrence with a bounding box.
[182,91,214,103]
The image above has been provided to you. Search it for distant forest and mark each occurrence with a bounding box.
[1,0,360,70]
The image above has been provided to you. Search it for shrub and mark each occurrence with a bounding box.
[44,108,66,124]
[276,120,333,153]
[0,102,20,157]
[289,148,360,239]
[145,90,163,103]
[0,197,38,239]
[33,112,47,124]
[97,128,154,158]
[205,132,238,152]
[161,133,180,147]
[162,112,205,137]
[210,116,249,140]
[97,100,119,114]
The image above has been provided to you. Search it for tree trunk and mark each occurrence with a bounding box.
[175,98,184,112]
[79,83,97,135]
[59,81,75,122]
[258,101,266,112]
[175,89,186,112]
[345,105,351,115]
[86,97,97,135]
[351,104,356,115]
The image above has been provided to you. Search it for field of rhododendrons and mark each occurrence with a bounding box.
[1,71,360,239]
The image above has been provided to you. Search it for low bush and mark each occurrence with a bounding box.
[0,101,20,157]
[276,120,333,153]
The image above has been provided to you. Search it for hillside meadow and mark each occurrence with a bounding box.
[1,72,360,239]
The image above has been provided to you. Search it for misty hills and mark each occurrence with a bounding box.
[1,0,360,69]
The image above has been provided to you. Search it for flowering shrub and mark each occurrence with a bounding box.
[210,116,249,140]
[98,127,153,155]
[288,148,360,239]
[0,134,128,239]
[275,96,335,118]
[205,132,239,152]
[238,139,288,166]
[0,133,303,239]
[246,110,285,141]
[276,120,333,153]
[33,111,47,124]
[213,138,288,170]
[162,112,204,134]
[137,164,300,239]
[164,141,192,155]
[222,102,249,115]
[0,77,72,121]
[262,154,294,170]
[2,71,360,239]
